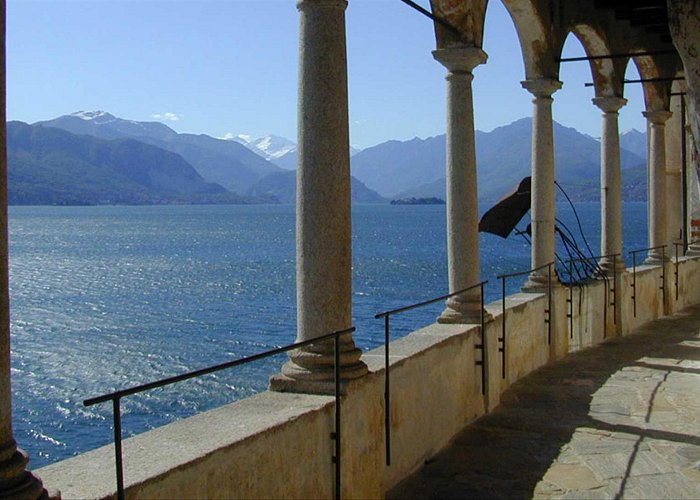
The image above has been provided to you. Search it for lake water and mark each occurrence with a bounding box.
[9,201,648,467]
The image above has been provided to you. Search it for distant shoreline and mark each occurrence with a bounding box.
[390,197,446,205]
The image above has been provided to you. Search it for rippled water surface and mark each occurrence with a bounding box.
[9,202,647,467]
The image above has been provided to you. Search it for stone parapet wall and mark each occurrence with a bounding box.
[36,256,700,499]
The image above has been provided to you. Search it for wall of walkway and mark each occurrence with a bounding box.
[36,256,700,498]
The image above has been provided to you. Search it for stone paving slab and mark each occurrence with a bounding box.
[388,305,700,499]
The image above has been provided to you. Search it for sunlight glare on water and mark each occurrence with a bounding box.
[9,202,647,466]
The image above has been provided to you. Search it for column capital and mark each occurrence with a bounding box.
[297,0,347,11]
[521,78,562,98]
[643,109,672,124]
[432,46,487,74]
[592,96,627,113]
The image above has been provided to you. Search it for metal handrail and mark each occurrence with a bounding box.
[497,262,555,379]
[496,261,554,281]
[563,253,618,268]
[675,238,700,256]
[85,326,354,500]
[672,240,700,301]
[374,280,488,467]
[563,253,620,339]
[675,239,700,254]
[629,245,667,317]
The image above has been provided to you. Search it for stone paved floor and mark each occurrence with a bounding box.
[388,304,700,499]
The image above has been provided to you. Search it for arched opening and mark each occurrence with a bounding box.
[620,59,654,252]
[666,78,686,246]
[500,0,558,79]
[473,0,542,284]
[549,32,605,270]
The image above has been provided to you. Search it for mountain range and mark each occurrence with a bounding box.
[232,133,361,171]
[16,112,382,205]
[8,110,649,205]
[7,121,249,205]
[232,134,297,167]
[350,118,646,202]
[37,111,282,193]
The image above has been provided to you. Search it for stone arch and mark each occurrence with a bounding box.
[431,0,563,81]
[430,0,488,48]
[558,24,624,97]
[627,55,675,111]
[499,0,561,80]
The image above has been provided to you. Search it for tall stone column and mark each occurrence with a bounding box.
[687,125,700,256]
[432,47,491,324]
[521,78,562,290]
[593,96,627,274]
[665,97,683,246]
[644,110,673,264]
[0,0,46,496]
[666,168,683,244]
[270,0,366,394]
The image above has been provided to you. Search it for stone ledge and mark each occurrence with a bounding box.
[36,391,334,498]
[362,322,479,373]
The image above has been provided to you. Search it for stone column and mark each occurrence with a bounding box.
[644,110,673,264]
[593,96,627,274]
[688,134,700,256]
[521,78,562,290]
[666,168,683,244]
[270,0,366,394]
[665,97,683,246]
[0,0,46,496]
[432,46,491,324]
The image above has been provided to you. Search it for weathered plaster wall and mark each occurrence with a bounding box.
[499,292,550,384]
[372,322,484,489]
[36,257,700,499]
[669,0,700,168]
[619,265,667,335]
[670,256,700,310]
[568,279,608,352]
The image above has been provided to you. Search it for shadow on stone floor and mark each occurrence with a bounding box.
[387,305,700,499]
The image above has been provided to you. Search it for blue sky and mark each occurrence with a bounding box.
[7,0,647,149]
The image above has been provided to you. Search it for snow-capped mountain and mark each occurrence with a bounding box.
[231,134,297,161]
[72,110,114,122]
[36,111,282,192]
[231,133,361,170]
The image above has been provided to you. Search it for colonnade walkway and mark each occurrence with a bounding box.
[389,304,700,499]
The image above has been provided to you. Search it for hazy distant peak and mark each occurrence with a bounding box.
[619,127,647,161]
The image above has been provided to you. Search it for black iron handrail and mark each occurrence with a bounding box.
[672,240,700,301]
[374,280,488,467]
[564,253,620,339]
[497,262,555,379]
[629,245,667,317]
[84,327,354,500]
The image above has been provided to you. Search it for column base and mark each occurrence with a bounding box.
[521,273,561,293]
[269,362,368,395]
[644,253,670,265]
[269,346,368,395]
[0,447,47,500]
[437,304,493,324]
[598,256,624,276]
[686,245,700,257]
